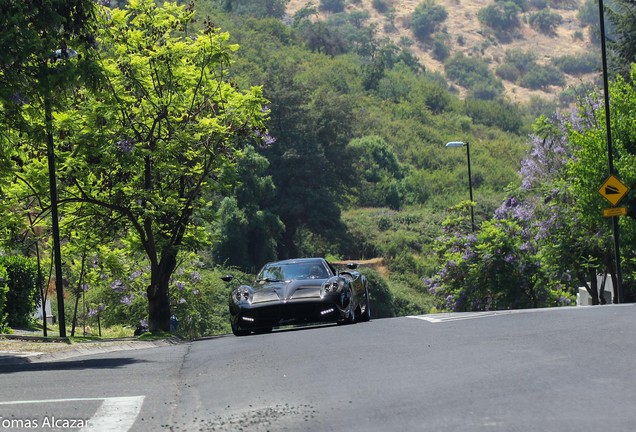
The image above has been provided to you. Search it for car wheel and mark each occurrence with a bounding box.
[345,301,356,324]
[359,287,371,322]
[231,322,250,336]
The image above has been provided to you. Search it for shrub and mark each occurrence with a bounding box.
[444,52,504,99]
[477,2,522,33]
[320,0,345,13]
[496,63,521,82]
[465,97,524,133]
[362,268,395,318]
[372,0,390,13]
[551,53,600,75]
[503,49,537,75]
[519,64,566,89]
[411,0,448,41]
[432,33,451,61]
[499,0,529,12]
[577,0,598,26]
[529,9,563,34]
[0,256,39,328]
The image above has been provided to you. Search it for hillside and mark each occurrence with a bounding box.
[285,0,598,104]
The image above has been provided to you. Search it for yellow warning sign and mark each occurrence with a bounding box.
[603,207,627,217]
[598,175,629,206]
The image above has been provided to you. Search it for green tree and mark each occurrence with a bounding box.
[606,0,636,78]
[348,135,405,209]
[212,148,284,272]
[53,0,270,331]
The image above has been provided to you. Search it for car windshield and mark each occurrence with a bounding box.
[257,262,329,282]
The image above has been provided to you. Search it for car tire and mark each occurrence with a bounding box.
[359,287,371,322]
[231,323,250,336]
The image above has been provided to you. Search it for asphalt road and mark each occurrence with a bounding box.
[1,304,635,431]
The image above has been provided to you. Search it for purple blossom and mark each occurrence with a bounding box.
[463,250,476,260]
[445,295,455,310]
[254,129,277,146]
[120,295,133,305]
[190,271,202,284]
[179,298,186,304]
[193,289,200,295]
[110,280,126,293]
[175,281,186,291]
[116,138,135,153]
[129,270,144,281]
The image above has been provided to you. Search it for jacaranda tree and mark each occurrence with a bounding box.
[53,0,270,331]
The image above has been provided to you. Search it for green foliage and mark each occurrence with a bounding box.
[477,2,522,36]
[218,0,289,18]
[432,33,451,61]
[502,0,530,12]
[360,267,394,318]
[444,53,504,100]
[0,256,39,328]
[518,64,566,89]
[425,213,574,312]
[577,0,598,27]
[54,0,269,331]
[372,0,390,13]
[528,9,563,34]
[464,98,524,134]
[551,52,600,75]
[348,135,405,209]
[605,0,636,77]
[0,265,8,332]
[410,0,448,41]
[320,0,346,13]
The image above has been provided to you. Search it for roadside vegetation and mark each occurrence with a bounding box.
[1,0,636,339]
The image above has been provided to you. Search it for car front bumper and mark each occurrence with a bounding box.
[230,296,349,331]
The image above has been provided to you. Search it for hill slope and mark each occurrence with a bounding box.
[286,0,599,104]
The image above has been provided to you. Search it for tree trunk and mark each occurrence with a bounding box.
[147,250,177,332]
[587,269,599,305]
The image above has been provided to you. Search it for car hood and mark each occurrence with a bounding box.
[251,279,325,303]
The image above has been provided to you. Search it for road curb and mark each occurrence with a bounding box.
[0,337,183,365]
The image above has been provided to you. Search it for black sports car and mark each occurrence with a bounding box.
[224,258,371,336]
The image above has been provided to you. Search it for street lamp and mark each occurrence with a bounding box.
[445,141,475,232]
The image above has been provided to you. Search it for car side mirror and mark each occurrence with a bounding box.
[221,274,234,283]
[346,263,358,270]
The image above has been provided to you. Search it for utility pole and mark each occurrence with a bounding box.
[597,0,623,303]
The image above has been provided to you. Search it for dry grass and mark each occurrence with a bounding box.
[286,0,597,104]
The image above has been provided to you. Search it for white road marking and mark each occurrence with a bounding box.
[408,311,511,323]
[0,396,145,432]
[408,304,636,323]
[80,396,145,432]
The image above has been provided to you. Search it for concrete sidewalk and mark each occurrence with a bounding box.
[0,336,182,365]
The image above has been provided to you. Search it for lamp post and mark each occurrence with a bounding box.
[446,141,475,232]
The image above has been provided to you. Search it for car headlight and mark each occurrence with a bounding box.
[321,278,345,297]
[231,286,252,305]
